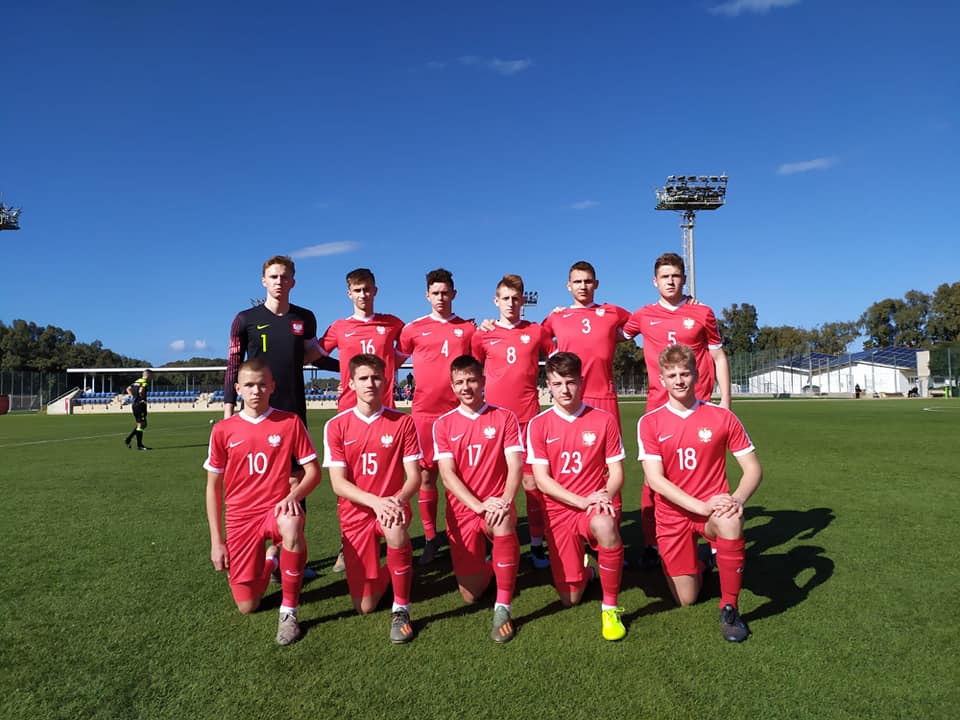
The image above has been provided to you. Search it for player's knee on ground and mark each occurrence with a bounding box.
[457,573,492,604]
[668,574,701,607]
[355,594,382,615]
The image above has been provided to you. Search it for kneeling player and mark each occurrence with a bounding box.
[526,352,628,641]
[638,344,762,642]
[433,355,523,643]
[204,359,321,646]
[323,354,422,644]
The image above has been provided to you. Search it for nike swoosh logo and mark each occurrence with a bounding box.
[562,313,573,318]
[345,439,358,445]
[598,564,616,572]
[344,332,357,337]
[649,320,663,326]
[228,441,244,448]
[393,569,410,576]
[284,569,302,577]
[421,331,432,336]
[256,324,270,329]
[496,562,516,568]
[488,340,501,345]
[657,434,673,442]
[450,434,464,442]
[546,437,560,444]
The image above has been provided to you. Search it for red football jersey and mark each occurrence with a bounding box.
[622,300,723,409]
[322,407,422,526]
[637,400,754,516]
[471,320,554,423]
[526,404,625,510]
[541,303,630,400]
[432,404,523,517]
[320,313,405,411]
[204,408,318,522]
[398,315,476,416]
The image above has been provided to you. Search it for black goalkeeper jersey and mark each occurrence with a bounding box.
[223,303,317,424]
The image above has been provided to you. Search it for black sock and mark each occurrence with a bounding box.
[136,430,144,447]
[125,431,135,444]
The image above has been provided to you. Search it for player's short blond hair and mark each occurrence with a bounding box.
[262,255,295,277]
[658,344,696,372]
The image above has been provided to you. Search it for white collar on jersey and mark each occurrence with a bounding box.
[657,297,689,311]
[429,313,458,322]
[351,406,385,424]
[238,407,275,424]
[550,403,587,422]
[456,403,489,420]
[350,313,376,321]
[664,398,704,419]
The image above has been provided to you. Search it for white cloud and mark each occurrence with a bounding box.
[193,340,207,350]
[489,58,533,76]
[170,339,186,351]
[570,200,600,210]
[424,55,532,76]
[709,0,800,16]
[290,241,359,258]
[777,157,837,175]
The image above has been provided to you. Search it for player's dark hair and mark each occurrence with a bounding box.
[449,354,483,378]
[348,353,386,377]
[426,267,454,290]
[239,357,273,377]
[262,255,295,277]
[568,260,596,279]
[544,351,582,379]
[496,273,524,294]
[658,344,696,371]
[654,252,685,276]
[346,268,375,286]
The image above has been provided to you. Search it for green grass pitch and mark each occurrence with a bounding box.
[1,399,958,719]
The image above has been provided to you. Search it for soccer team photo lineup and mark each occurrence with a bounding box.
[197,253,756,646]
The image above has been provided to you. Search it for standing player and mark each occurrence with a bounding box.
[540,261,631,426]
[223,255,337,577]
[638,344,761,642]
[318,268,406,412]
[323,354,422,644]
[623,252,731,568]
[433,355,523,643]
[224,255,336,423]
[204,359,321,646]
[471,274,555,569]
[124,369,153,450]
[398,268,476,564]
[526,352,628,641]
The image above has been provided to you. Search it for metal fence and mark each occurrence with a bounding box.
[0,369,72,411]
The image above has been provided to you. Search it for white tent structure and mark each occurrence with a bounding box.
[748,347,919,396]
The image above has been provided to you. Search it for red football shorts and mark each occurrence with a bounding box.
[656,508,711,577]
[582,395,621,427]
[412,413,440,471]
[446,506,494,577]
[544,504,621,586]
[340,505,412,601]
[226,509,282,599]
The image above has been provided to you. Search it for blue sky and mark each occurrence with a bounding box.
[2,0,957,366]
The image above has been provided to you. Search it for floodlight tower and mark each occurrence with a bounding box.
[655,175,727,298]
[0,196,22,231]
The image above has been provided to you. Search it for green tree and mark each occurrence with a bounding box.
[755,325,811,353]
[719,303,759,354]
[927,282,960,344]
[860,298,901,349]
[810,321,861,354]
[892,290,930,347]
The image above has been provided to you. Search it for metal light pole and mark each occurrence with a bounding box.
[655,175,727,298]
